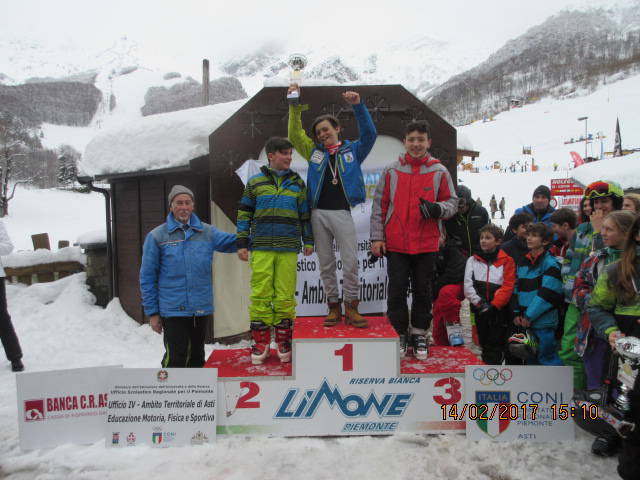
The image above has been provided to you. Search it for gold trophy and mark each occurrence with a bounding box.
[287,53,307,105]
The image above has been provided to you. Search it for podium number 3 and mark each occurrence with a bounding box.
[433,377,462,404]
[334,344,353,371]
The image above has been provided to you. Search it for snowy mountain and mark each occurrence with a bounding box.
[427,2,640,125]
[2,1,640,158]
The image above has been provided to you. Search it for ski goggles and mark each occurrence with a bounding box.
[584,181,617,199]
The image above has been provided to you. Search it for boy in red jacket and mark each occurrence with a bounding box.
[463,224,516,364]
[370,120,458,359]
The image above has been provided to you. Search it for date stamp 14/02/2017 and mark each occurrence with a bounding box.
[441,403,599,422]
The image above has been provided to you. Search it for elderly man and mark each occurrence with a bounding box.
[140,185,237,367]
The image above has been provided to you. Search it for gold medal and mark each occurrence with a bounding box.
[331,178,338,185]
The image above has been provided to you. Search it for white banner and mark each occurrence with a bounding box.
[217,335,466,436]
[105,368,217,448]
[465,366,574,442]
[16,366,119,450]
[295,168,387,316]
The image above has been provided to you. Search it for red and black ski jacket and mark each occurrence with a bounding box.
[463,249,516,309]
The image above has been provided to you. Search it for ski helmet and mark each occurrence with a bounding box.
[584,180,624,210]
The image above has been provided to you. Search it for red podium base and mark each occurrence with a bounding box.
[205,316,481,378]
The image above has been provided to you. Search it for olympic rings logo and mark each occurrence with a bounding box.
[472,368,513,386]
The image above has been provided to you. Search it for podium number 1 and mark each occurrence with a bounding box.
[334,344,353,371]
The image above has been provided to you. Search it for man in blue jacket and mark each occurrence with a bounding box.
[140,185,237,367]
[514,185,555,226]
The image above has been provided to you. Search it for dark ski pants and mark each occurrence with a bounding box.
[161,316,207,368]
[0,278,22,362]
[476,309,507,365]
[386,251,435,334]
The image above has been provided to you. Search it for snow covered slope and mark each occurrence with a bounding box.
[458,74,640,171]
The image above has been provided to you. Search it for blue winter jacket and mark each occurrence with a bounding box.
[139,213,237,318]
[514,203,555,226]
[288,103,377,208]
[514,250,563,329]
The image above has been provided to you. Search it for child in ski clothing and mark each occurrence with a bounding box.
[587,214,640,479]
[237,137,313,365]
[573,210,635,389]
[370,120,458,360]
[464,224,516,364]
[513,223,563,366]
[561,180,622,388]
[288,84,376,328]
[432,232,467,346]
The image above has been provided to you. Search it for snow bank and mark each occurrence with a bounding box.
[80,99,248,176]
[2,246,85,268]
[571,152,640,189]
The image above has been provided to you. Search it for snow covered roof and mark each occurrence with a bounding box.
[2,246,86,268]
[80,99,248,176]
[571,152,640,190]
[457,131,474,151]
[263,77,342,87]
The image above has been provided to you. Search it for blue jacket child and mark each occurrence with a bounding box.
[513,224,564,365]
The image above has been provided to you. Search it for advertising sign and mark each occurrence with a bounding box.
[105,368,217,448]
[295,170,387,316]
[216,335,468,436]
[465,366,574,442]
[550,178,584,212]
[16,366,118,450]
[218,373,465,436]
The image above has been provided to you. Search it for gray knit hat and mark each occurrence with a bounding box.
[168,185,194,206]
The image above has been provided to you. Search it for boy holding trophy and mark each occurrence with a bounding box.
[287,74,377,328]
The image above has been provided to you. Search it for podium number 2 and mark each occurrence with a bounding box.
[433,377,462,405]
[236,381,260,408]
[334,344,353,371]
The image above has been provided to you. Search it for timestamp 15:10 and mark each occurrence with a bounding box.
[550,403,599,420]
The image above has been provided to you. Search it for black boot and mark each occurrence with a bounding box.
[11,359,24,372]
[591,434,621,457]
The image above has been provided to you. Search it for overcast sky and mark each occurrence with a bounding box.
[0,0,628,72]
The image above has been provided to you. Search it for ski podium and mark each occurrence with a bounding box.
[205,316,482,436]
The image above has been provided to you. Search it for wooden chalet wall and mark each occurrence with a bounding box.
[209,85,457,222]
[111,171,210,324]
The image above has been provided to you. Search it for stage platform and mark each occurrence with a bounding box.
[205,316,481,378]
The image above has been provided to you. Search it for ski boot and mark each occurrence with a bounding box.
[446,322,465,347]
[398,332,408,357]
[250,321,271,365]
[410,333,429,360]
[591,434,621,457]
[274,319,293,363]
[324,302,342,327]
[508,330,538,361]
[344,300,368,328]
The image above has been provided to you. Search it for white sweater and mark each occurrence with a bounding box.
[0,221,15,277]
